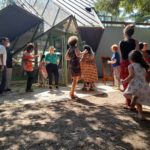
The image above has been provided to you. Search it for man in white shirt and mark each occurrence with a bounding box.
[0,37,10,94]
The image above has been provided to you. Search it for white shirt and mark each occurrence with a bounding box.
[0,44,7,66]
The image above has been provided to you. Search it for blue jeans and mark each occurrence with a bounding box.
[0,66,7,94]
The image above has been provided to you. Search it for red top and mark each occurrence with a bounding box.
[23,51,34,71]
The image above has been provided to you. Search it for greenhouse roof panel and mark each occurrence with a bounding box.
[16,0,71,31]
[54,0,104,28]
[0,4,42,41]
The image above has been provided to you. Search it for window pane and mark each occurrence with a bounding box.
[54,9,70,26]
[42,1,59,27]
[34,0,48,15]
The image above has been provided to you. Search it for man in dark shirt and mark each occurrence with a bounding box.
[5,48,13,91]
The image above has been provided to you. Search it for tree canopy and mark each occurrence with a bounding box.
[95,0,150,22]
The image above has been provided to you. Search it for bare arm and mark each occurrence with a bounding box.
[0,54,3,66]
[65,49,70,60]
[108,59,117,64]
[75,49,87,58]
[122,65,134,83]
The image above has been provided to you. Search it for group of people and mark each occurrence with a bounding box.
[22,40,98,97]
[109,24,150,120]
[1,24,150,120]
[22,44,60,92]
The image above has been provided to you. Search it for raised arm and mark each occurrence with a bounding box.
[75,49,87,58]
[65,49,70,60]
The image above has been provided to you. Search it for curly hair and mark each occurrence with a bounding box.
[68,36,78,46]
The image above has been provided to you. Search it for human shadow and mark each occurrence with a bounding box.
[1,97,149,150]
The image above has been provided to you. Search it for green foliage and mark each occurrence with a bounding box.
[95,0,150,21]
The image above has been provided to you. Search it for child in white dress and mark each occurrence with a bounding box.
[122,50,150,120]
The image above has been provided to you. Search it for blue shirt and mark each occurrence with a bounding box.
[111,52,120,68]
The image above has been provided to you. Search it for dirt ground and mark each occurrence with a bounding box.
[0,88,150,150]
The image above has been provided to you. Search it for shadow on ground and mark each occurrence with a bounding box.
[0,98,150,150]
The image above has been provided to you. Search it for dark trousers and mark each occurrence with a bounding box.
[0,66,7,93]
[46,63,59,86]
[26,71,34,91]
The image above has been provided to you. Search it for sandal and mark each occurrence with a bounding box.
[70,94,79,99]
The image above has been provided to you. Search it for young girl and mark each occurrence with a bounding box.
[38,55,48,87]
[122,50,150,120]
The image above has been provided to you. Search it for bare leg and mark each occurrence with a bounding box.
[124,94,135,109]
[131,96,137,108]
[70,77,78,98]
[136,104,144,120]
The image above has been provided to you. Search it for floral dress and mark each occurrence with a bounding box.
[124,63,150,106]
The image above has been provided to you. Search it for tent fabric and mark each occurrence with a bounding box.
[0,4,43,41]
[78,27,104,52]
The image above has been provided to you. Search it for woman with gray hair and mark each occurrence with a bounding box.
[80,45,98,91]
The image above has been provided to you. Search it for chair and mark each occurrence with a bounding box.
[101,57,114,85]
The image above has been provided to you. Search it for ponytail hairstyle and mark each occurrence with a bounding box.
[129,50,149,70]
[123,24,135,38]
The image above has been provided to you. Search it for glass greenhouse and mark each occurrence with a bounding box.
[0,0,103,84]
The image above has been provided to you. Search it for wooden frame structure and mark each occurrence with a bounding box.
[101,57,114,85]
